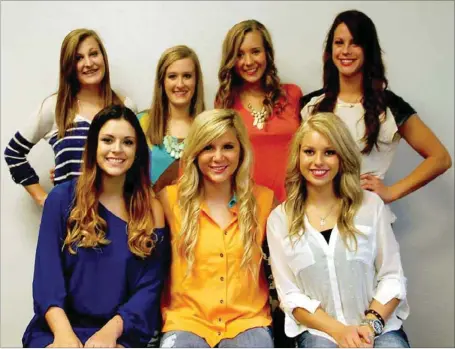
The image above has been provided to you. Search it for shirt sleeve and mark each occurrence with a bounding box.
[385,90,417,127]
[266,207,321,321]
[373,203,408,312]
[3,95,56,186]
[117,226,171,347]
[299,89,324,121]
[32,182,72,317]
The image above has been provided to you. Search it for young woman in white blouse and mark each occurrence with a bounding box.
[266,112,410,348]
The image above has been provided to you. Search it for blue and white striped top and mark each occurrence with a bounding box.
[4,94,137,186]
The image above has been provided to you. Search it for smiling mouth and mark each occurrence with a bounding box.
[83,69,99,75]
[210,165,228,173]
[340,59,355,66]
[106,158,125,164]
[311,169,329,177]
[244,68,258,75]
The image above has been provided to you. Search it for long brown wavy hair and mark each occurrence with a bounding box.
[284,112,364,250]
[146,45,205,145]
[178,109,260,277]
[64,105,157,258]
[214,19,285,116]
[55,28,122,138]
[312,10,388,154]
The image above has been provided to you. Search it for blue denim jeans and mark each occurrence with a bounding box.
[160,327,274,348]
[296,327,410,348]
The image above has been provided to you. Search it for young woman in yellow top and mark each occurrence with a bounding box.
[158,109,276,348]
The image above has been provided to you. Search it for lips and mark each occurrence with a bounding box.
[210,165,228,174]
[173,90,188,97]
[339,59,355,66]
[311,169,329,178]
[83,69,99,75]
[244,67,258,76]
[106,157,125,165]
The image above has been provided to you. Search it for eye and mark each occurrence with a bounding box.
[334,39,343,45]
[325,150,337,156]
[101,137,112,144]
[184,73,193,79]
[202,144,213,151]
[223,144,234,150]
[90,51,99,57]
[76,55,83,61]
[237,52,245,58]
[303,149,314,155]
[252,49,261,55]
[124,139,135,146]
[167,74,176,80]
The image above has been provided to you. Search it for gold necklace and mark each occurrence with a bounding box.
[337,95,363,108]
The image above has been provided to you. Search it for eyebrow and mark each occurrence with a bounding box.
[167,70,194,74]
[301,145,333,149]
[100,133,136,139]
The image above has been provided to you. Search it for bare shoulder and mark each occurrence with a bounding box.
[151,197,165,229]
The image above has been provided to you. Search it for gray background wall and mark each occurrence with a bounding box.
[1,1,454,347]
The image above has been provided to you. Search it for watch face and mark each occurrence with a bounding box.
[372,320,383,334]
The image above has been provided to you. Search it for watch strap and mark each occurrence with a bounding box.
[364,309,385,326]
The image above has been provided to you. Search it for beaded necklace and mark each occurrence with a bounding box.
[247,103,268,130]
[163,135,184,159]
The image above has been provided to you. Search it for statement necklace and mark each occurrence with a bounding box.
[247,103,267,130]
[163,135,184,159]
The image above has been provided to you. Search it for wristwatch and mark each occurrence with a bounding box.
[360,318,384,337]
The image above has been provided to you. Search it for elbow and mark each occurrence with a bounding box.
[439,151,452,173]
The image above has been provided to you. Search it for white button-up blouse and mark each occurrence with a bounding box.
[266,190,409,343]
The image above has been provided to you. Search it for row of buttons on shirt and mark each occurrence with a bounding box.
[219,234,229,336]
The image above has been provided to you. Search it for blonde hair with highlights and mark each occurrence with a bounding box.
[215,19,285,116]
[146,45,205,145]
[178,109,260,276]
[55,28,122,139]
[284,112,364,249]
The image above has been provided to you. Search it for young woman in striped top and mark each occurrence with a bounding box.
[3,28,136,207]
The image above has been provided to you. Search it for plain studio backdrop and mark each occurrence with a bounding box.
[1,1,454,347]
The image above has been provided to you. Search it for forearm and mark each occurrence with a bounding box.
[45,307,75,337]
[293,306,345,338]
[100,315,124,339]
[366,298,400,323]
[25,183,48,205]
[389,155,451,202]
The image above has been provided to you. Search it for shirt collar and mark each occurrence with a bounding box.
[200,193,238,215]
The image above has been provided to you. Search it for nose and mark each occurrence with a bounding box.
[314,152,324,166]
[83,55,92,67]
[112,140,122,153]
[244,53,253,66]
[213,148,225,161]
[341,44,351,55]
[176,76,184,88]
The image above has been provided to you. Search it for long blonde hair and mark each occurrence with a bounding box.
[284,112,364,249]
[55,28,122,139]
[64,105,157,258]
[178,109,260,276]
[215,19,285,116]
[146,45,205,145]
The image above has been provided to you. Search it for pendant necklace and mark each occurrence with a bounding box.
[319,201,338,227]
